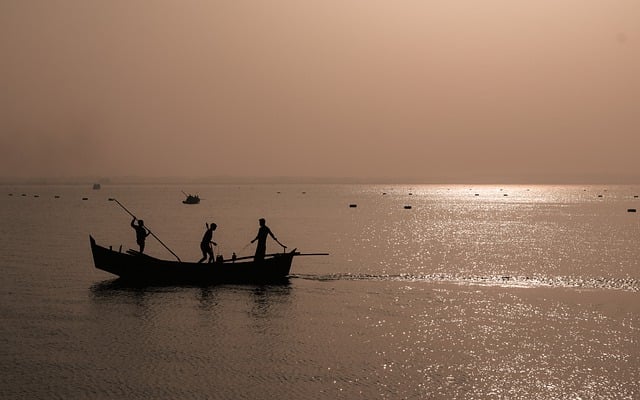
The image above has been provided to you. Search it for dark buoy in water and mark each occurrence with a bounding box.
[54,195,60,199]
[598,195,603,198]
[8,193,13,196]
[34,195,39,198]
[82,197,88,201]
[349,204,357,208]
[628,209,637,213]
[404,205,412,209]
[475,194,479,196]
[635,195,639,198]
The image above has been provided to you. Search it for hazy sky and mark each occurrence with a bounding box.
[1,0,639,182]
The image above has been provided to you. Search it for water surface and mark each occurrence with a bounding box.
[1,184,638,399]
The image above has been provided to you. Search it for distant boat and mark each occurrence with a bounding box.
[182,193,200,204]
[93,183,101,190]
[89,236,298,284]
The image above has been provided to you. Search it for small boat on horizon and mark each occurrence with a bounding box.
[182,191,200,204]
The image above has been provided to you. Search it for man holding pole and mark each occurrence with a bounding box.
[251,218,281,262]
[109,197,182,261]
[131,218,151,253]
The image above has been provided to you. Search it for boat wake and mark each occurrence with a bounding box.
[290,273,640,292]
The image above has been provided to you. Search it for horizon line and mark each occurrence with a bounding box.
[1,174,640,185]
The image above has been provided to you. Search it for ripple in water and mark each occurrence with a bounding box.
[292,273,640,292]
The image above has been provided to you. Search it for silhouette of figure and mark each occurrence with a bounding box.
[131,218,151,253]
[198,222,217,263]
[251,218,277,261]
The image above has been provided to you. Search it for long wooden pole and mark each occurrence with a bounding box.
[108,198,182,262]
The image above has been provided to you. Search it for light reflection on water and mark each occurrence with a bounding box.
[341,185,640,289]
[295,272,640,292]
[347,283,639,400]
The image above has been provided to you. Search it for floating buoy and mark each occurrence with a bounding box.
[34,195,39,198]
[628,209,637,213]
[8,193,13,196]
[54,195,60,198]
[349,204,357,208]
[634,195,639,198]
[21,194,26,197]
[475,194,479,196]
[82,197,88,201]
[503,194,508,197]
[598,195,603,198]
[404,205,412,209]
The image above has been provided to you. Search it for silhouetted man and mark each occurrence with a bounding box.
[251,218,277,261]
[131,218,151,253]
[198,222,218,263]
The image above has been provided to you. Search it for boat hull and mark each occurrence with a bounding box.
[89,236,294,284]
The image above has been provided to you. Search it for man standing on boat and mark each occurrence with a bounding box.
[131,218,151,253]
[198,222,217,263]
[251,218,278,262]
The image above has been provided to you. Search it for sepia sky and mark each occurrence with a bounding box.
[1,0,639,182]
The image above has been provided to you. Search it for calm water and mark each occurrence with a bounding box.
[1,184,639,399]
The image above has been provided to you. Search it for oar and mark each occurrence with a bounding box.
[108,198,182,262]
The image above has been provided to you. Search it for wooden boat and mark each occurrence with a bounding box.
[182,191,200,204]
[182,195,200,204]
[89,236,296,284]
